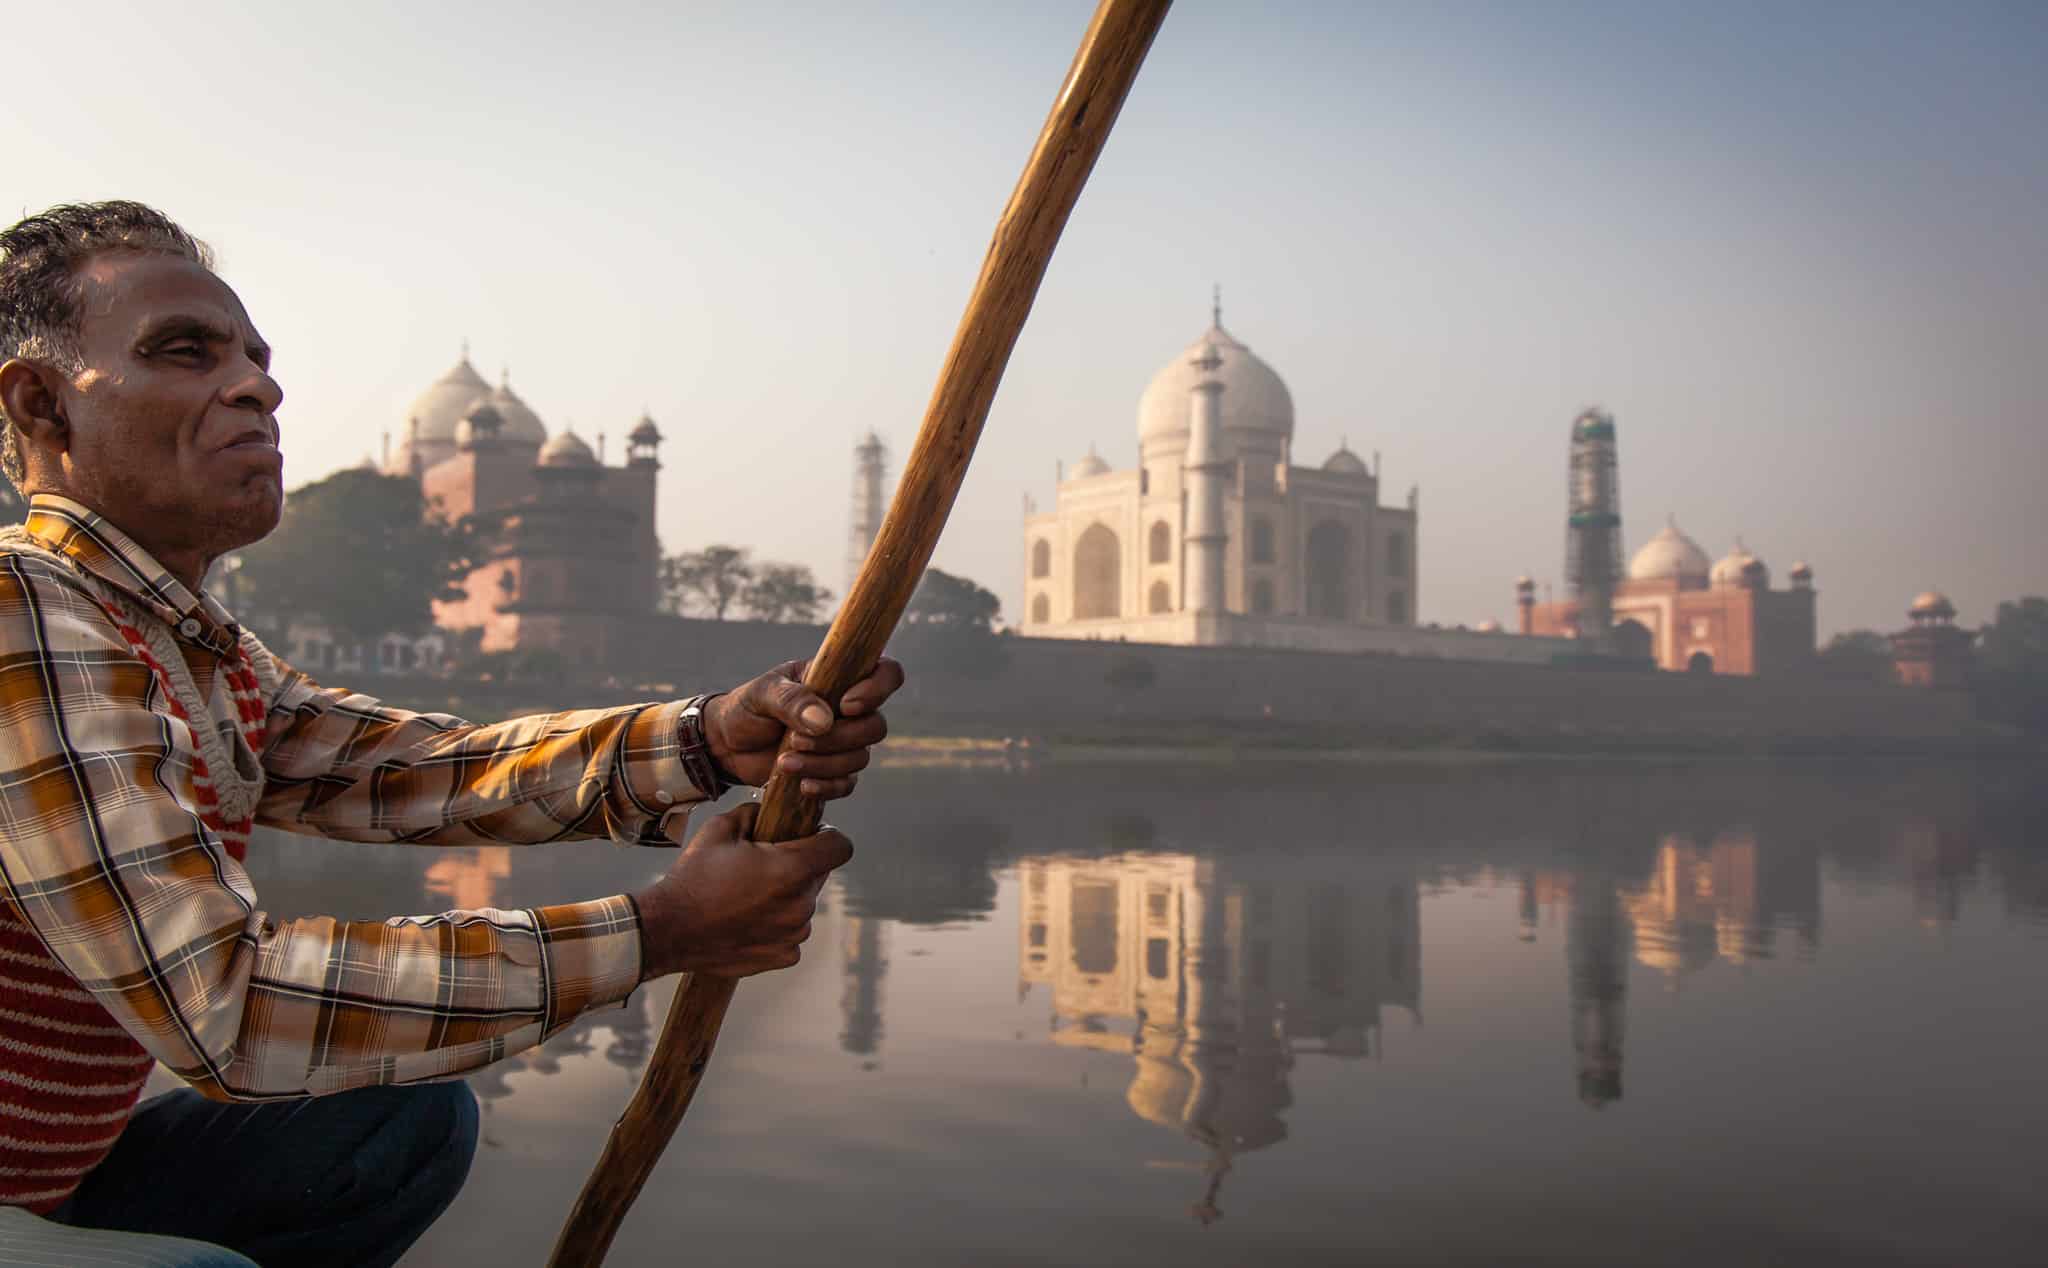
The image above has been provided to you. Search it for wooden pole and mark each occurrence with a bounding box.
[547,3,1172,1262]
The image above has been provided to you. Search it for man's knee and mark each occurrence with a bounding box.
[414,1081,480,1192]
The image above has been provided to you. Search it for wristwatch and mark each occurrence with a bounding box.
[677,694,735,799]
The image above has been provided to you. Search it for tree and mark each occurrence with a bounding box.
[904,568,1001,630]
[231,468,475,644]
[741,563,831,623]
[893,567,1007,678]
[1817,629,1895,685]
[1975,597,2048,737]
[1978,597,2048,676]
[661,545,754,619]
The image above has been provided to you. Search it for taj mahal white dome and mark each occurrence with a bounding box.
[1628,516,1712,583]
[1137,312,1294,452]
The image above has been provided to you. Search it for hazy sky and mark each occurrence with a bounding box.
[7,0,2043,636]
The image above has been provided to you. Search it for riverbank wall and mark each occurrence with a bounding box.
[365,615,2017,756]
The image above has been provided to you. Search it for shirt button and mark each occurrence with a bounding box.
[178,618,202,639]
[656,789,675,806]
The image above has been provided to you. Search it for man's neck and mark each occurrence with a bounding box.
[29,487,214,595]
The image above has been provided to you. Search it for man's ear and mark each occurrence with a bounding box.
[0,358,70,480]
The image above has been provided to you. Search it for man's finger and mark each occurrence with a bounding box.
[790,712,888,755]
[695,800,758,844]
[775,746,871,780]
[839,657,905,717]
[768,827,854,890]
[745,670,834,737]
[801,774,859,801]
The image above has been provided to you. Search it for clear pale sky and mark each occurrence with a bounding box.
[7,0,2043,636]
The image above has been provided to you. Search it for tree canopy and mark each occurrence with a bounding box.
[1978,597,2048,676]
[1817,629,1895,685]
[661,545,754,619]
[904,568,1002,630]
[230,468,475,643]
[743,563,832,623]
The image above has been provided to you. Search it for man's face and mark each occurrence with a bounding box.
[47,251,284,560]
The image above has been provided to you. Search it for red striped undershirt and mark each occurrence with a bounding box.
[0,604,266,1212]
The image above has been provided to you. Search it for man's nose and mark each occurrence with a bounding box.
[223,364,284,417]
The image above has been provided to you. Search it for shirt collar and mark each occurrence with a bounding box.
[23,494,243,654]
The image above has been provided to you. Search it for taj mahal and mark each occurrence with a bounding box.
[1020,298,1543,661]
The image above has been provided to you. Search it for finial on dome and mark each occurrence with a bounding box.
[460,337,470,364]
[1211,283,1222,329]
[500,365,511,389]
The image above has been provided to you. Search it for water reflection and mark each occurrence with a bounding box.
[1016,851,1419,1220]
[239,760,2046,1265]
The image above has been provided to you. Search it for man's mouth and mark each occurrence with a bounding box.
[220,427,280,454]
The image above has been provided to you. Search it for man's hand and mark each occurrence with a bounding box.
[633,803,852,981]
[704,657,905,799]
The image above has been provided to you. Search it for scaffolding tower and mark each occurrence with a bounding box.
[847,430,889,592]
[1566,408,1622,649]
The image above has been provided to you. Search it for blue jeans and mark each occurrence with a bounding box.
[0,1080,478,1268]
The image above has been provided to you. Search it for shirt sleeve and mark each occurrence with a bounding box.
[254,652,705,847]
[0,555,642,1101]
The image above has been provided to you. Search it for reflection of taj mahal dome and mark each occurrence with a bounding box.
[1022,299,1448,655]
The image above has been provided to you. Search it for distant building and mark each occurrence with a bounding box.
[1521,515,1818,675]
[388,351,664,662]
[1890,591,1973,688]
[1022,298,1450,655]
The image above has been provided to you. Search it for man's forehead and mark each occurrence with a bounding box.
[76,252,261,341]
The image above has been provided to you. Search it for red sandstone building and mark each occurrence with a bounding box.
[1517,517,1818,676]
[389,353,664,663]
[1889,591,1973,688]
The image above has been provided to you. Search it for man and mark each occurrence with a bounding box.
[0,202,903,1267]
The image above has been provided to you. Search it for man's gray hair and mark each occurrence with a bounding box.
[0,201,214,490]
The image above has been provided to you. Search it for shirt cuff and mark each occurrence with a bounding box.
[532,894,643,1035]
[612,700,706,845]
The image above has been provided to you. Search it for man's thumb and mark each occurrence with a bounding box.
[711,800,761,842]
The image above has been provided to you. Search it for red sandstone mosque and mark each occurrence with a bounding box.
[1517,516,1819,676]
[385,351,664,662]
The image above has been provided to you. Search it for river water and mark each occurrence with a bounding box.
[241,758,2045,1267]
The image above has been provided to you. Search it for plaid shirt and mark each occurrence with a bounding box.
[0,494,703,1100]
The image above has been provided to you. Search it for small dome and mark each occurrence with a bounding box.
[1475,619,1502,633]
[538,429,599,469]
[463,399,503,432]
[488,374,548,446]
[1789,561,1813,580]
[1322,444,1369,475]
[1628,516,1712,584]
[628,414,662,445]
[1137,313,1294,453]
[1068,449,1110,479]
[1910,591,1955,619]
[1710,540,1768,589]
[1514,575,1534,589]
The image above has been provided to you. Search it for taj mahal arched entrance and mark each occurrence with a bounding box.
[1073,524,1121,620]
